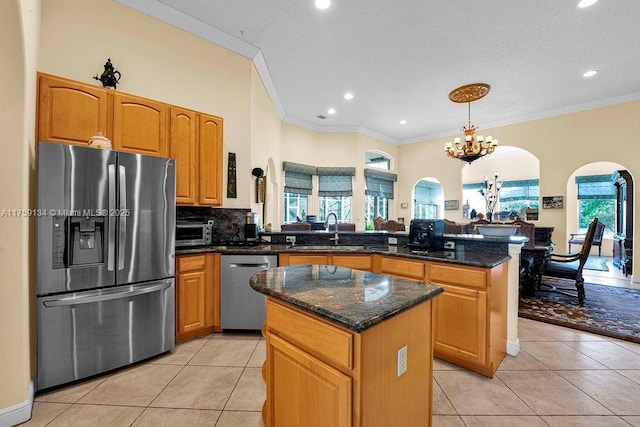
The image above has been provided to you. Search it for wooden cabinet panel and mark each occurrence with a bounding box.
[178,269,207,333]
[432,284,487,366]
[176,253,219,342]
[377,256,425,281]
[332,254,372,271]
[267,300,353,370]
[170,107,197,204]
[113,93,167,156]
[279,254,330,266]
[37,73,109,145]
[428,263,487,290]
[198,114,223,206]
[269,334,352,427]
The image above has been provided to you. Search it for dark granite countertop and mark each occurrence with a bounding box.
[176,243,510,268]
[250,265,444,332]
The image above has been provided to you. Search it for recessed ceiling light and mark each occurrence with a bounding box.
[315,0,331,10]
[344,92,354,100]
[399,120,407,125]
[583,69,598,77]
[327,108,336,115]
[578,0,597,8]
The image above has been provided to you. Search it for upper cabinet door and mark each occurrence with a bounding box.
[170,107,198,205]
[113,93,167,157]
[198,114,223,206]
[37,74,109,146]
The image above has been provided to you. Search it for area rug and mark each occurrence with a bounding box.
[519,280,640,343]
[584,256,609,272]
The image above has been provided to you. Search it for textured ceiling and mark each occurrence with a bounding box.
[119,0,640,144]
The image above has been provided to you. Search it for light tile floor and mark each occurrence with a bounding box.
[21,257,640,426]
[22,318,640,426]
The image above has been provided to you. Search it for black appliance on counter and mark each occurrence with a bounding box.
[407,219,445,252]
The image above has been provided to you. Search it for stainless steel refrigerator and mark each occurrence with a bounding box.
[36,141,176,390]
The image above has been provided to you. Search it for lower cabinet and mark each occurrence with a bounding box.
[278,252,508,378]
[263,298,433,426]
[278,253,372,271]
[175,253,220,343]
[426,262,507,378]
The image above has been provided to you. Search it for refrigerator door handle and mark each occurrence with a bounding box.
[118,165,127,270]
[107,164,116,271]
[42,281,172,307]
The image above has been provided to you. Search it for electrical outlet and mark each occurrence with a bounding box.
[444,241,455,250]
[262,235,271,243]
[285,235,296,244]
[397,345,407,377]
[388,237,398,245]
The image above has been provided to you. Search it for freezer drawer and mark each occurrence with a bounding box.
[37,279,175,390]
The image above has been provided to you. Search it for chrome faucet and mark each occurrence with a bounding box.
[325,212,339,246]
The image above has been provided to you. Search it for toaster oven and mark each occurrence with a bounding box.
[176,220,213,247]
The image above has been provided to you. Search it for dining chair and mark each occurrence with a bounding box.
[568,220,605,256]
[540,217,599,305]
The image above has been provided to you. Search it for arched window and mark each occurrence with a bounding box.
[413,179,443,219]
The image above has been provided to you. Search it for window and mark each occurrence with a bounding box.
[365,151,391,170]
[283,161,315,223]
[413,180,442,219]
[576,174,615,235]
[317,167,355,222]
[463,179,539,218]
[364,168,397,229]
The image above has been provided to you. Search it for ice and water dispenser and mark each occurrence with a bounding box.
[52,215,106,269]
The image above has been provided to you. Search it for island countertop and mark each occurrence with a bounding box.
[250,265,444,333]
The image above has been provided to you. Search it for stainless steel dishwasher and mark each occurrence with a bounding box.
[220,254,278,330]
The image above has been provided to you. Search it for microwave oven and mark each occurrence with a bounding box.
[176,220,213,247]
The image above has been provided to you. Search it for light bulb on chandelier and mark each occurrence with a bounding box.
[444,83,498,164]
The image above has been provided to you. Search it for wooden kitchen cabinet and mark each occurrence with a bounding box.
[373,255,425,281]
[175,253,220,343]
[426,262,507,377]
[37,73,110,146]
[169,108,224,206]
[112,92,168,156]
[278,253,372,271]
[263,298,433,426]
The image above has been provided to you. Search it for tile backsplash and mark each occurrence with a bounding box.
[177,206,251,243]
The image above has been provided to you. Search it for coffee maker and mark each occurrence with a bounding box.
[244,212,259,241]
[407,219,444,252]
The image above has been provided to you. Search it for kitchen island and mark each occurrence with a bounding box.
[251,265,443,427]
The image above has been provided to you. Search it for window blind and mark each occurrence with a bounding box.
[283,161,316,195]
[414,180,442,204]
[317,167,356,197]
[364,168,397,199]
[576,175,616,199]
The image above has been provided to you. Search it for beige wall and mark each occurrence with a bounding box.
[40,0,255,208]
[0,0,39,414]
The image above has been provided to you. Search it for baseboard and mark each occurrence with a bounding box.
[506,338,520,356]
[0,380,33,427]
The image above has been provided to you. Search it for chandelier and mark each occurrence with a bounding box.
[444,83,498,163]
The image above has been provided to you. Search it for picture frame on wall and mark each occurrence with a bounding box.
[542,196,563,209]
[444,200,459,210]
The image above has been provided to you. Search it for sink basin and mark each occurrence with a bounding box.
[475,224,519,237]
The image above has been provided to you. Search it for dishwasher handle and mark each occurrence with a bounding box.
[228,263,270,269]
